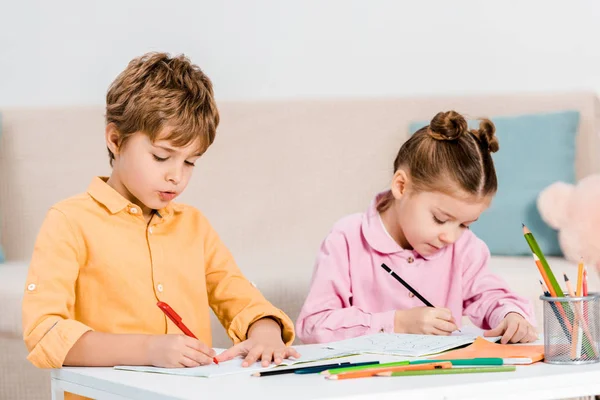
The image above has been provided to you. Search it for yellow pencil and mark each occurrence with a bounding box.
[564,274,597,358]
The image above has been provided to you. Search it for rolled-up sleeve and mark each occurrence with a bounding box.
[22,208,92,368]
[202,214,294,345]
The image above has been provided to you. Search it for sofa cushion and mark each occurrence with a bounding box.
[0,262,29,338]
[410,110,579,256]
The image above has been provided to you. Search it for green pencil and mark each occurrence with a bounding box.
[321,360,409,375]
[410,358,504,366]
[377,366,516,377]
[523,224,597,358]
[523,224,563,296]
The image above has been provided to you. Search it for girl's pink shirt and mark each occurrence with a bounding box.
[296,192,535,344]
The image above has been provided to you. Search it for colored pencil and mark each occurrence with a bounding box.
[540,281,571,342]
[535,255,573,332]
[376,366,516,377]
[294,361,378,375]
[564,274,597,358]
[325,362,451,380]
[252,362,358,377]
[577,258,584,297]
[523,224,563,297]
[321,360,409,376]
[410,357,530,366]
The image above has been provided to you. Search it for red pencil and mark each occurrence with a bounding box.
[157,301,219,365]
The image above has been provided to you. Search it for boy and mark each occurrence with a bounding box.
[22,53,298,387]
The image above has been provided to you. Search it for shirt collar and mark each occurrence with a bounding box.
[87,176,184,216]
[361,191,444,261]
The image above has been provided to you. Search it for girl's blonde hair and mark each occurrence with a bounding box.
[377,110,499,213]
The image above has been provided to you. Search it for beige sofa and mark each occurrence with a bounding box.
[1,92,599,400]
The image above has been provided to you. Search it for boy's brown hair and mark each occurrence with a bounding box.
[377,110,499,213]
[105,52,219,165]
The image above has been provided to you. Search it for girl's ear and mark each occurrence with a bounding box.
[390,169,410,200]
[105,123,121,157]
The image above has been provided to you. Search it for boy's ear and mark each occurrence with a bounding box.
[105,123,121,156]
[390,169,409,199]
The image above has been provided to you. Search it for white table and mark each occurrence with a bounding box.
[51,353,600,400]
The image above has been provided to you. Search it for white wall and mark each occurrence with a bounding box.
[1,0,600,107]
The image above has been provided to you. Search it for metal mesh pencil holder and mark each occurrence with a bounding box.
[540,293,600,364]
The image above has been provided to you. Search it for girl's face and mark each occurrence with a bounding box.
[381,170,492,256]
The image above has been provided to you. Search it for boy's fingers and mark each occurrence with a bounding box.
[215,343,243,362]
[273,349,286,365]
[180,355,201,368]
[261,349,273,367]
[242,346,264,367]
[184,347,213,365]
[184,337,216,357]
[286,347,301,359]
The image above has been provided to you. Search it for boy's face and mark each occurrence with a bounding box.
[107,127,202,217]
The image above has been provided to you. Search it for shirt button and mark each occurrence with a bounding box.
[148,227,154,234]
[407,256,414,263]
[130,207,138,214]
[157,283,164,293]
[408,292,415,298]
[27,283,36,291]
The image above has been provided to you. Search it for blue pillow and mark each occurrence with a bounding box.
[409,110,579,256]
[0,112,4,262]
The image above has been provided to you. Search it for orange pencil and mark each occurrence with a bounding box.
[325,362,452,380]
[576,258,584,297]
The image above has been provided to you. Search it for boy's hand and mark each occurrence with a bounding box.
[216,317,300,367]
[394,307,459,335]
[145,334,216,368]
[484,312,538,344]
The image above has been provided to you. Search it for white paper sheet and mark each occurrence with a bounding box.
[325,331,501,357]
[114,345,357,378]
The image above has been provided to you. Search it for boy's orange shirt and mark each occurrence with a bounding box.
[22,176,294,369]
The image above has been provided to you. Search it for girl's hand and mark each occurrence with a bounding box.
[394,307,459,335]
[145,334,216,368]
[484,312,538,344]
[215,318,300,367]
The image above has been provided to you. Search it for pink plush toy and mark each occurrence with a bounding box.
[538,174,600,276]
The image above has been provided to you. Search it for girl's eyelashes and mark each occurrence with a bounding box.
[432,215,446,225]
[153,154,168,162]
[185,161,196,167]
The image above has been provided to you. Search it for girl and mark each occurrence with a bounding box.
[296,110,537,345]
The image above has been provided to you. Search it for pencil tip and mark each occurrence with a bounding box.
[563,273,569,281]
[522,223,525,227]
